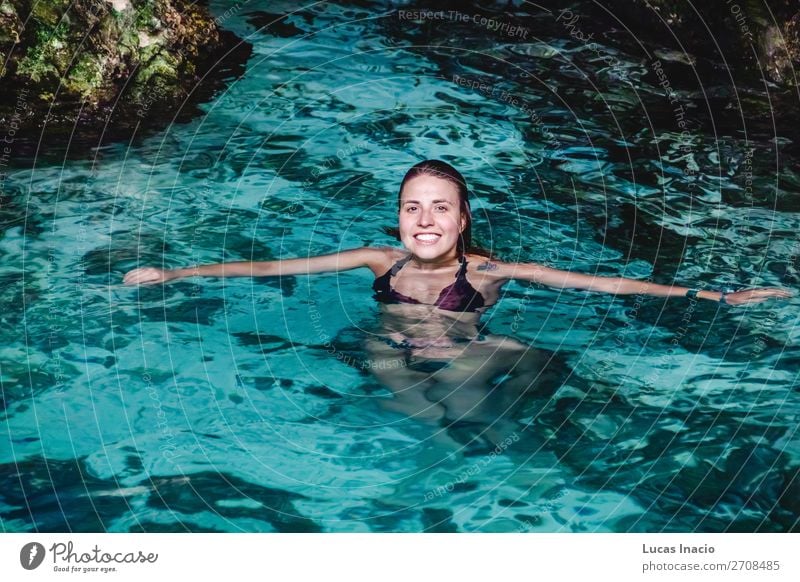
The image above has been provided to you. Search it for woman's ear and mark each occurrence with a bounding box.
[460,214,467,232]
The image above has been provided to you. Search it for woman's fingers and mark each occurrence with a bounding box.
[123,267,166,285]
[753,288,794,299]
[725,287,795,305]
[123,268,149,284]
[122,269,141,284]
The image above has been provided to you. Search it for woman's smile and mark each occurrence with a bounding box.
[414,232,442,245]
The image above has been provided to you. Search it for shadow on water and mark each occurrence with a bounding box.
[0,457,321,532]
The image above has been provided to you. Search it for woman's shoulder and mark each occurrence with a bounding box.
[464,254,528,281]
[361,246,404,275]
[343,246,401,257]
[370,246,406,262]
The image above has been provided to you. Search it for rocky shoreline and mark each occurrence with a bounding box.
[0,0,251,152]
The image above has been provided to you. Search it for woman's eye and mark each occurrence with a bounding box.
[436,205,448,211]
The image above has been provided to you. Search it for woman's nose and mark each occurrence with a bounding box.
[417,207,434,226]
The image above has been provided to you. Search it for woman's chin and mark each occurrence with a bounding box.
[410,245,448,259]
[400,235,458,259]
[413,242,436,251]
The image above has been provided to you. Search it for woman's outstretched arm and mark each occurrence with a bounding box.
[491,261,794,306]
[122,247,387,286]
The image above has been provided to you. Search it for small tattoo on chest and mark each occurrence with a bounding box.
[477,261,497,271]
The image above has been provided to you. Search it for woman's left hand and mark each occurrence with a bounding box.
[722,288,795,305]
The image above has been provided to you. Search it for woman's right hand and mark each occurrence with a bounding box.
[722,287,795,305]
[123,267,176,286]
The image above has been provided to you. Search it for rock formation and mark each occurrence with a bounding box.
[0,0,250,141]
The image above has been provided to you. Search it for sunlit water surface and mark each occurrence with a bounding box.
[1,1,799,532]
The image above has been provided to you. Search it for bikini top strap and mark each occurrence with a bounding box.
[390,254,414,276]
[456,254,468,277]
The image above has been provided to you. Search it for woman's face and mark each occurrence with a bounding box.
[398,174,466,260]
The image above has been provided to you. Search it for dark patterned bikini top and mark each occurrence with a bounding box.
[372,254,486,313]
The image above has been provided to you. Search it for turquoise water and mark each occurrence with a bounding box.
[2,1,799,532]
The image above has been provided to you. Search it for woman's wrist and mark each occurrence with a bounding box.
[685,288,727,303]
[168,268,187,280]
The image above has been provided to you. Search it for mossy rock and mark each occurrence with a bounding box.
[0,0,251,147]
[0,1,24,47]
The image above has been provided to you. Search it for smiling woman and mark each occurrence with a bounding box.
[121,158,794,433]
[123,159,794,310]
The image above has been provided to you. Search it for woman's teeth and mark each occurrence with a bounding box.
[414,234,440,244]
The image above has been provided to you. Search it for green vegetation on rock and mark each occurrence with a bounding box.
[0,0,247,130]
